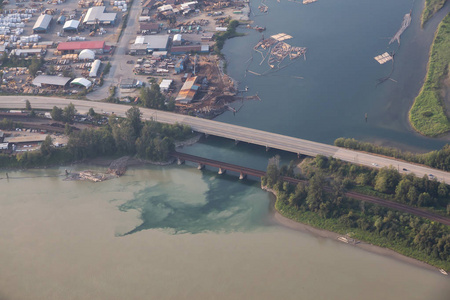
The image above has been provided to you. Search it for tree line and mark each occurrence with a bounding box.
[0,106,193,168]
[262,157,450,270]
[335,137,450,171]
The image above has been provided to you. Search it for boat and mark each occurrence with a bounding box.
[439,269,448,275]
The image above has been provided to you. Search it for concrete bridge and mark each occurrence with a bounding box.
[1,96,450,183]
[172,151,450,226]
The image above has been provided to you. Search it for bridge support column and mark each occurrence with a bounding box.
[239,172,246,180]
[197,163,204,170]
[266,146,270,152]
[235,139,239,145]
[177,158,185,165]
[204,133,209,139]
[218,167,226,175]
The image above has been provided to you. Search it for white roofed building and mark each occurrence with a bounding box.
[32,75,71,88]
[83,7,117,25]
[71,78,92,88]
[63,20,80,32]
[89,59,101,77]
[78,49,95,60]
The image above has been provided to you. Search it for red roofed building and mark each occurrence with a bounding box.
[57,41,108,54]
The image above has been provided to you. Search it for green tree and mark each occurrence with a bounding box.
[125,106,143,137]
[63,103,76,122]
[29,57,43,77]
[374,166,401,194]
[40,135,53,156]
[50,106,64,121]
[25,100,31,110]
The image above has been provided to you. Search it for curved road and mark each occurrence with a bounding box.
[2,96,450,183]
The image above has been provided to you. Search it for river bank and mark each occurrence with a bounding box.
[262,186,448,275]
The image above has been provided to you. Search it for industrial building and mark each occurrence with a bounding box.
[129,44,148,55]
[139,22,160,34]
[33,14,52,33]
[83,6,117,25]
[170,45,209,55]
[57,41,107,54]
[175,76,199,104]
[173,34,182,46]
[134,35,170,51]
[120,78,143,89]
[63,20,80,32]
[32,75,71,88]
[89,59,101,77]
[10,48,44,57]
[159,79,173,92]
[71,78,92,88]
[78,49,95,60]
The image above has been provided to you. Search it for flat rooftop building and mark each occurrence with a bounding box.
[83,6,117,25]
[135,35,169,51]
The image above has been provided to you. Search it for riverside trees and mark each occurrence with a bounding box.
[263,155,450,270]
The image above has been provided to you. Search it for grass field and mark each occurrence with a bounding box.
[409,13,450,136]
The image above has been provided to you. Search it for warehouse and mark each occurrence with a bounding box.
[89,59,101,77]
[63,20,80,32]
[134,35,170,51]
[71,78,92,88]
[159,79,173,92]
[170,45,209,55]
[175,76,199,104]
[78,49,95,60]
[32,75,71,88]
[11,48,44,57]
[33,14,52,33]
[57,41,106,54]
[139,22,160,34]
[83,6,117,25]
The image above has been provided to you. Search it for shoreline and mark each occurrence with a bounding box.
[262,186,445,275]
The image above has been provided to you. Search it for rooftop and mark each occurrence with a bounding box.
[32,75,71,87]
[57,41,105,51]
[83,6,117,24]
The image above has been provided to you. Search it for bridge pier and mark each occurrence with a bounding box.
[204,133,209,139]
[197,163,204,170]
[239,172,246,180]
[177,158,185,165]
[235,139,239,145]
[266,146,270,152]
[218,167,226,175]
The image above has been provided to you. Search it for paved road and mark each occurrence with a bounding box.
[2,96,450,183]
[87,0,142,100]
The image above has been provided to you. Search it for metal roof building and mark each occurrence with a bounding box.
[71,77,92,88]
[83,7,117,25]
[89,59,101,77]
[63,20,80,31]
[33,14,52,33]
[135,35,169,51]
[57,41,106,53]
[175,76,199,104]
[32,75,71,87]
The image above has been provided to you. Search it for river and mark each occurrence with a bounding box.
[0,166,449,300]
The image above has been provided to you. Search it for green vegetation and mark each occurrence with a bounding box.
[213,19,245,55]
[50,102,77,123]
[409,13,450,136]
[0,106,193,169]
[0,118,23,130]
[103,62,112,75]
[263,156,450,270]
[421,0,448,27]
[335,137,450,171]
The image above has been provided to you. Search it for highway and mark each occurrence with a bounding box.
[1,96,450,183]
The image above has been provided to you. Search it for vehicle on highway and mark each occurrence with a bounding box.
[402,168,408,171]
[429,174,434,179]
[371,163,379,167]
